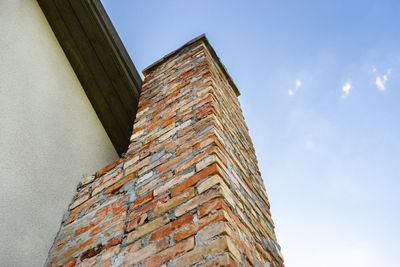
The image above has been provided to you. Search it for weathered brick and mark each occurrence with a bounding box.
[197,221,229,244]
[50,238,95,265]
[197,174,225,194]
[127,214,170,243]
[100,245,120,261]
[54,235,71,247]
[92,168,122,190]
[196,198,247,237]
[76,256,96,267]
[136,170,154,185]
[197,174,241,210]
[103,235,123,250]
[124,239,141,254]
[173,236,232,266]
[130,191,153,208]
[174,187,222,217]
[157,148,192,173]
[96,260,112,267]
[124,156,151,175]
[90,213,125,236]
[170,163,221,197]
[199,254,238,267]
[143,237,195,267]
[153,170,194,196]
[70,195,98,215]
[104,172,136,194]
[137,171,173,195]
[122,236,169,266]
[80,175,95,186]
[149,213,193,242]
[126,213,148,232]
[129,194,168,220]
[153,187,195,217]
[74,216,106,236]
[124,154,139,169]
[69,194,90,210]
[174,146,224,174]
[175,209,226,241]
[95,197,125,218]
[80,243,103,262]
[63,257,77,267]
[92,169,123,196]
[95,158,122,178]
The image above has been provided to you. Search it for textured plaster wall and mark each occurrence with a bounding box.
[0,0,119,266]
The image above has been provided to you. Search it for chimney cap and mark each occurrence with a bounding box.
[142,34,240,97]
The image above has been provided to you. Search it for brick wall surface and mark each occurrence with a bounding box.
[46,35,284,267]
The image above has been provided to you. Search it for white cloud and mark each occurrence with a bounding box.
[296,79,302,88]
[341,82,352,99]
[288,79,302,96]
[305,139,314,150]
[375,69,391,91]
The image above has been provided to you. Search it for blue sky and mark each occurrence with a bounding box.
[102,1,400,266]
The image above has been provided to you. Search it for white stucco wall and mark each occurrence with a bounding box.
[0,0,120,266]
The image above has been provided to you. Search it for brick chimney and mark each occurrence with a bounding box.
[47,34,284,267]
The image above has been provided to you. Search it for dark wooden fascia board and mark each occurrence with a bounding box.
[37,0,142,156]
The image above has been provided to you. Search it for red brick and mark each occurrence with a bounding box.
[70,196,98,215]
[90,213,125,236]
[95,159,122,178]
[96,260,112,267]
[129,194,168,220]
[122,236,169,266]
[170,163,220,197]
[130,191,153,209]
[157,148,192,173]
[63,257,77,267]
[153,188,195,217]
[173,236,230,267]
[174,209,226,242]
[144,237,195,267]
[197,197,227,218]
[94,198,125,218]
[126,213,148,232]
[149,213,193,241]
[50,238,94,265]
[104,172,136,194]
[74,216,105,236]
[137,171,173,195]
[153,170,194,196]
[199,254,238,267]
[103,235,122,250]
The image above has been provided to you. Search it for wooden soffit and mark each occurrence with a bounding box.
[38,0,142,156]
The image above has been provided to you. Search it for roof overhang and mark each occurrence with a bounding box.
[37,0,142,156]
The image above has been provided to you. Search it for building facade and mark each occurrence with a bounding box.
[0,0,140,266]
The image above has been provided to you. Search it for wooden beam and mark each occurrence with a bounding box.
[37,0,142,155]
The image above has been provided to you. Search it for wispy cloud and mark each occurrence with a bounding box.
[288,79,302,96]
[375,69,391,91]
[341,82,352,99]
[296,80,302,89]
[305,139,314,151]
